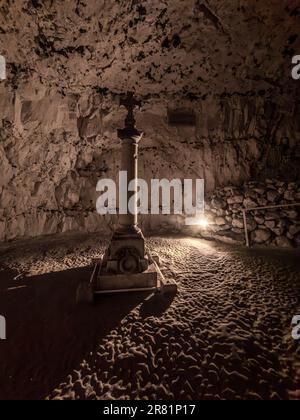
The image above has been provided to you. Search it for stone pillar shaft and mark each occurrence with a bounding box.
[117,129,142,235]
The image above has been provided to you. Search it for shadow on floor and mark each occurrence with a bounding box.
[139,292,176,318]
[0,266,158,400]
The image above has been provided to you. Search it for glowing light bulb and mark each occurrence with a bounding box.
[198,217,209,228]
[185,215,209,227]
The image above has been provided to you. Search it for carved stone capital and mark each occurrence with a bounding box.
[117,127,143,143]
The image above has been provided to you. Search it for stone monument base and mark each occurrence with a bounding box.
[76,92,177,303]
[76,252,177,303]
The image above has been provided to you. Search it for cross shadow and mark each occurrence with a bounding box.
[0,266,152,400]
[139,292,176,318]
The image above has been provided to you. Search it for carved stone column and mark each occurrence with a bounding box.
[115,127,141,235]
[103,93,149,275]
[77,92,177,301]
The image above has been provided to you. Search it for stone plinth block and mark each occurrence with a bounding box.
[96,263,158,292]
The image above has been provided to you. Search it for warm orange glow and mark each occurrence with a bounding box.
[198,217,209,228]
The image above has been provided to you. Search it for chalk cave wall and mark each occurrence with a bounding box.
[1,88,299,242]
[1,0,300,241]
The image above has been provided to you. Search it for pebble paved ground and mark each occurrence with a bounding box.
[0,233,299,400]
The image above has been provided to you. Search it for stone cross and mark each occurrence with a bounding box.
[117,92,143,234]
[120,91,141,129]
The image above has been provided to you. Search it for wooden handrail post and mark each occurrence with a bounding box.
[243,210,250,247]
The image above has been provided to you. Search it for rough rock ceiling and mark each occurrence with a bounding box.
[1,0,300,99]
